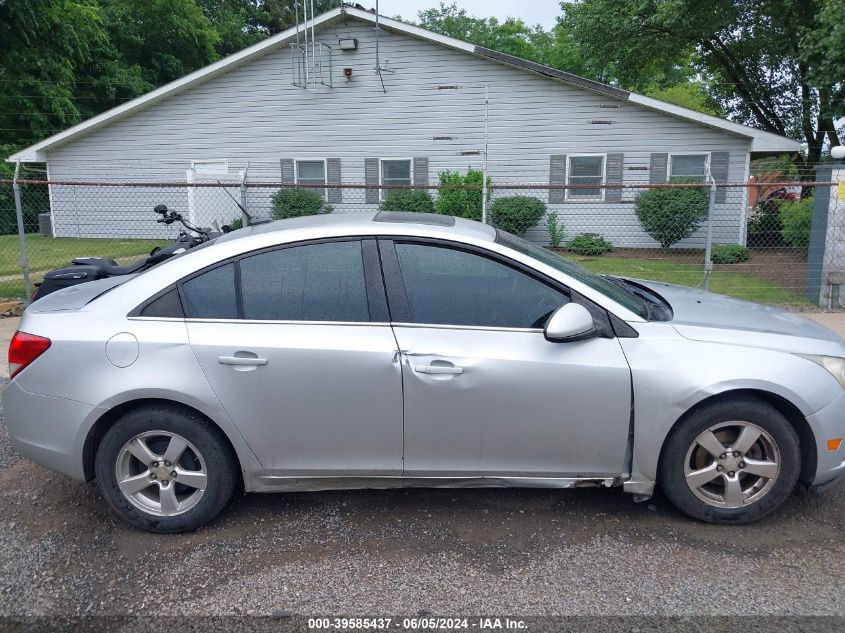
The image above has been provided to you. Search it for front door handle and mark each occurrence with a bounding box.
[414,364,464,375]
[218,356,268,366]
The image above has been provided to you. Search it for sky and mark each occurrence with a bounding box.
[375,0,563,29]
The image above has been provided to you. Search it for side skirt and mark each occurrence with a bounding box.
[248,475,626,493]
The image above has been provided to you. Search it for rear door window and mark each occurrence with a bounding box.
[180,263,238,319]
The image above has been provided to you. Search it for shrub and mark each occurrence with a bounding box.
[546,214,565,249]
[435,169,488,220]
[228,216,244,230]
[567,233,613,256]
[379,189,435,213]
[634,181,709,249]
[780,197,813,251]
[711,244,749,264]
[489,196,546,237]
[271,188,332,220]
[746,208,784,247]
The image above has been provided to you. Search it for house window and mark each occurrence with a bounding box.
[381,159,412,198]
[296,160,327,196]
[566,155,605,201]
[669,154,708,182]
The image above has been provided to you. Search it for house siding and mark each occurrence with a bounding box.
[44,18,750,245]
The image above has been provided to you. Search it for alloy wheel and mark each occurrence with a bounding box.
[115,430,208,517]
[683,421,780,509]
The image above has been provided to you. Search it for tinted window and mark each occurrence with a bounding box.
[494,230,648,319]
[181,263,238,319]
[139,287,184,318]
[240,241,370,322]
[394,243,568,328]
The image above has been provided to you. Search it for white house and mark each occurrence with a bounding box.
[7,4,800,245]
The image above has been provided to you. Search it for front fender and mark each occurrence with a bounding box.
[620,326,842,487]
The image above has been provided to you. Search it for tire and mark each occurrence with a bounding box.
[95,405,239,533]
[658,397,800,524]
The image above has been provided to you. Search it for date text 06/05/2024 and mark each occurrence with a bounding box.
[307,617,529,630]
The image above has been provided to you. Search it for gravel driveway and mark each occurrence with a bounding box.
[2,378,845,627]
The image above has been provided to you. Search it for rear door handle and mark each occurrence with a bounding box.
[218,356,268,366]
[414,365,464,375]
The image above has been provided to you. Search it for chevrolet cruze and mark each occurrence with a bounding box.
[5,212,845,532]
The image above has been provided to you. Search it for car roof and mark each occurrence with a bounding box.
[214,212,496,245]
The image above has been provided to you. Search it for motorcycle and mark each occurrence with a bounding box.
[32,204,232,301]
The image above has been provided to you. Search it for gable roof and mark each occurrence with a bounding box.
[7,4,800,163]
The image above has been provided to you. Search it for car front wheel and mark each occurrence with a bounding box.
[658,397,800,524]
[95,405,238,533]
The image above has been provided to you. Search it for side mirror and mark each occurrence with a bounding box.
[544,303,597,343]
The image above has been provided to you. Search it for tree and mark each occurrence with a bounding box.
[200,0,340,55]
[644,83,724,117]
[0,0,107,152]
[560,0,843,169]
[416,3,602,79]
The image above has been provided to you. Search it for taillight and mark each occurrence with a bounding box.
[8,331,51,380]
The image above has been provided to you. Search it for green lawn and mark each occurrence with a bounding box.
[0,234,166,298]
[571,255,812,307]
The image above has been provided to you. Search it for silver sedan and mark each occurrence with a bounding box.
[5,212,845,532]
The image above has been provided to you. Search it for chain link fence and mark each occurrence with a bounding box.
[0,164,841,310]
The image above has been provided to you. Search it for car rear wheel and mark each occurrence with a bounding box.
[95,405,238,533]
[658,397,800,524]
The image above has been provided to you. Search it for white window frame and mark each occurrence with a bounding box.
[668,153,710,182]
[190,159,229,175]
[565,153,606,202]
[294,159,328,198]
[379,158,413,200]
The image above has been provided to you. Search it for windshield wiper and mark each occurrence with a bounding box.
[604,276,652,319]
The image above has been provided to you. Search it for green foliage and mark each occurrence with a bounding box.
[270,188,332,220]
[711,244,750,264]
[488,196,546,237]
[228,216,244,230]
[634,183,709,249]
[435,169,488,220]
[747,205,784,247]
[546,214,565,249]
[199,0,338,55]
[567,234,613,256]
[561,0,844,165]
[780,197,813,251]
[379,190,435,214]
[644,83,723,117]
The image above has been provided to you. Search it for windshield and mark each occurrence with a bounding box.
[494,230,648,319]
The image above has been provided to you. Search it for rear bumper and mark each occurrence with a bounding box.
[3,379,102,481]
[807,391,845,487]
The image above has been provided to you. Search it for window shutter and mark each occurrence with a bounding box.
[649,153,668,183]
[413,157,429,189]
[280,159,295,185]
[549,155,567,204]
[326,158,342,203]
[365,158,380,204]
[605,153,624,203]
[710,151,730,203]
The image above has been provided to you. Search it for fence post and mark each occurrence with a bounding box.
[240,163,250,225]
[12,161,33,302]
[806,166,833,306]
[703,168,716,291]
[481,83,489,225]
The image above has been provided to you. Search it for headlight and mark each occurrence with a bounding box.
[799,355,845,389]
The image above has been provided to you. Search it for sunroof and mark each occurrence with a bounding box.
[373,212,456,227]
